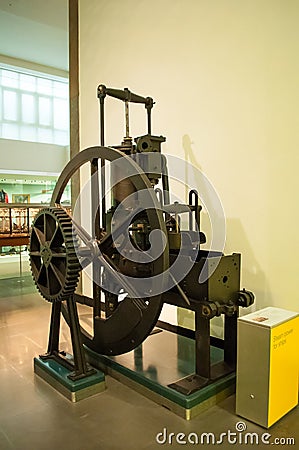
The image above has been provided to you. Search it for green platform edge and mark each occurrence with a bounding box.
[34,356,106,399]
[85,345,236,411]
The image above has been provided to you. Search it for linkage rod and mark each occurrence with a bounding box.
[97,84,154,135]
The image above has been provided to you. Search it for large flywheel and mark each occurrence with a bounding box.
[33,145,169,356]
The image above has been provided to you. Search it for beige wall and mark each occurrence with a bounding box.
[78,0,299,315]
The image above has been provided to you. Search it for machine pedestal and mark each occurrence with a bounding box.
[168,360,234,395]
[34,356,106,402]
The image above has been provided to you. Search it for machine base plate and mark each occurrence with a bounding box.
[85,329,235,419]
[34,356,106,402]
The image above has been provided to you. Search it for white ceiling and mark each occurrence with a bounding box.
[0,0,69,71]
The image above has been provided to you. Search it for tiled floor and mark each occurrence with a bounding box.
[0,276,298,449]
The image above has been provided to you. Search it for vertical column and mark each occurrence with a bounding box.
[224,311,238,367]
[195,311,211,379]
[69,0,80,198]
[45,301,62,355]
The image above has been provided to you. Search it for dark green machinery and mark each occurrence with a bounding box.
[29,85,254,394]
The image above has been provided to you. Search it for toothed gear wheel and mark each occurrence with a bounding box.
[29,207,80,302]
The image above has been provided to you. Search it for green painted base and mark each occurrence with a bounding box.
[85,329,235,419]
[34,357,106,402]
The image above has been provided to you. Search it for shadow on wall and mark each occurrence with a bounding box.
[182,134,202,202]
[225,217,269,312]
[183,132,268,310]
[182,134,202,171]
[177,134,269,332]
[181,134,216,249]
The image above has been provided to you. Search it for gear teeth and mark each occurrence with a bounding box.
[29,207,81,303]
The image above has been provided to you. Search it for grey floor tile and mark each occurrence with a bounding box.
[0,276,298,450]
[0,429,13,450]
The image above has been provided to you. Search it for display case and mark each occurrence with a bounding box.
[0,204,47,247]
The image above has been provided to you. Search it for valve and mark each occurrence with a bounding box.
[238,288,255,308]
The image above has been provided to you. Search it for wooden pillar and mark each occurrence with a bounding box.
[69,0,80,205]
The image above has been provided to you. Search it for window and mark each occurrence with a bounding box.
[0,67,69,146]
